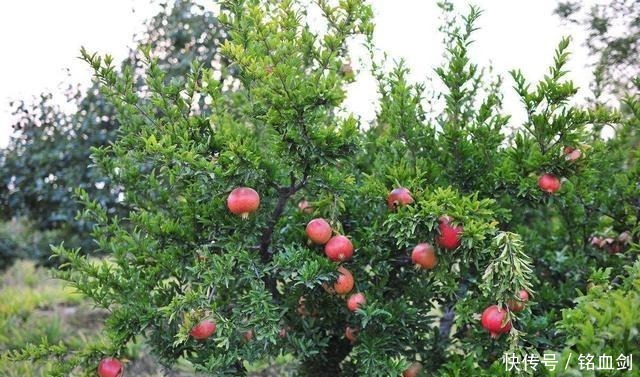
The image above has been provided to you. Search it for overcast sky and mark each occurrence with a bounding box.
[0,0,593,148]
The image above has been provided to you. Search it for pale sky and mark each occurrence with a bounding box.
[0,0,594,148]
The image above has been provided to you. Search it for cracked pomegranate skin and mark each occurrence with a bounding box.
[227,187,260,217]
[324,235,354,262]
[97,358,123,377]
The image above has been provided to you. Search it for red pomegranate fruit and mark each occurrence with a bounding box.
[306,218,333,245]
[227,187,260,218]
[333,267,355,295]
[324,235,354,262]
[564,148,582,161]
[436,216,463,250]
[387,187,414,211]
[345,326,359,343]
[190,319,217,340]
[481,305,512,338]
[347,292,366,312]
[298,200,313,214]
[97,358,123,377]
[411,243,437,269]
[507,290,530,312]
[538,174,561,194]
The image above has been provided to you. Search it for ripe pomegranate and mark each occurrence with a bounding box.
[333,267,355,295]
[538,174,561,194]
[564,147,582,161]
[347,292,366,312]
[306,218,333,245]
[345,326,359,344]
[298,200,313,214]
[411,243,437,269]
[402,362,423,377]
[324,235,354,262]
[435,216,462,250]
[387,187,414,210]
[97,358,123,377]
[227,187,260,218]
[190,319,216,340]
[507,290,530,312]
[481,305,512,338]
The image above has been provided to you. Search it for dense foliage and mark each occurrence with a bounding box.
[4,1,639,376]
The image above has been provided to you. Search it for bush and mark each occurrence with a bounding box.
[6,1,639,376]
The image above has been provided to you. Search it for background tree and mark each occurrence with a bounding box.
[555,0,640,99]
[0,0,231,264]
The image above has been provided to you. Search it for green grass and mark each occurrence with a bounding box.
[0,260,98,375]
[0,260,296,376]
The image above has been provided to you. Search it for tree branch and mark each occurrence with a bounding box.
[258,167,310,296]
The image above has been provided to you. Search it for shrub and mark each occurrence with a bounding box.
[7,1,639,376]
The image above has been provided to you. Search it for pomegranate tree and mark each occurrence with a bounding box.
[31,0,637,375]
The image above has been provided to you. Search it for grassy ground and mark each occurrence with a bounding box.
[0,260,295,376]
